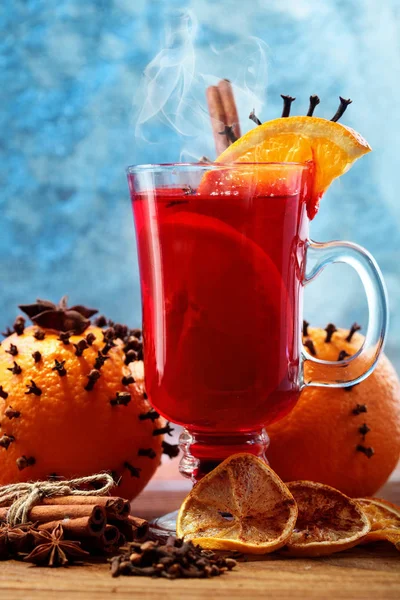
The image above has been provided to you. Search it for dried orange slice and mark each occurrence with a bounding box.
[176,453,297,554]
[216,116,371,218]
[356,497,400,550]
[283,481,370,556]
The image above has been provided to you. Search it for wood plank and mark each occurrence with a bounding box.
[0,544,399,600]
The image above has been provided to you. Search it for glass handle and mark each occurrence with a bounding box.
[302,240,388,388]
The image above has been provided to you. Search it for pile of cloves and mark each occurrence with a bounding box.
[109,537,237,579]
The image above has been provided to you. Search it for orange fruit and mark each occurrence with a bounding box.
[284,481,370,557]
[215,116,371,218]
[176,453,297,554]
[268,325,400,497]
[0,310,167,500]
[357,497,400,550]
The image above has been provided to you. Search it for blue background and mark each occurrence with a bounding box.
[1,0,399,368]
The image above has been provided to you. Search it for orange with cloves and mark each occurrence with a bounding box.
[0,298,178,499]
[268,323,400,498]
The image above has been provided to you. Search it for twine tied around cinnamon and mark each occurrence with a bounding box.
[0,473,115,526]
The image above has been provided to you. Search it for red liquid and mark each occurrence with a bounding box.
[131,181,309,434]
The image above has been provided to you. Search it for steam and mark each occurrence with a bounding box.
[134,10,269,162]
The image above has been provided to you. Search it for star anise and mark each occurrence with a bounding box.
[24,524,89,567]
[0,523,33,559]
[19,297,98,335]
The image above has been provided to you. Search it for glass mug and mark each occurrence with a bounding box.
[127,163,388,482]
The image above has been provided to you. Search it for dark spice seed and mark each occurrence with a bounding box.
[218,125,237,143]
[249,109,262,125]
[7,361,22,375]
[352,404,367,415]
[33,329,45,340]
[303,339,316,356]
[124,349,138,365]
[139,409,160,422]
[153,422,174,437]
[122,375,135,386]
[130,329,142,339]
[302,320,309,337]
[84,369,101,391]
[32,351,42,363]
[16,455,36,470]
[110,392,131,407]
[5,344,18,357]
[86,333,96,346]
[359,423,371,437]
[113,324,129,339]
[281,94,296,117]
[346,322,362,342]
[94,315,107,328]
[324,323,337,343]
[331,97,352,122]
[124,462,141,478]
[162,441,180,458]
[74,339,89,357]
[0,386,8,399]
[338,350,350,361]
[0,434,15,449]
[124,336,141,352]
[2,327,14,338]
[58,332,71,345]
[13,316,26,336]
[94,351,109,369]
[344,384,357,392]
[5,406,20,419]
[307,94,320,116]
[138,448,157,459]
[356,444,374,458]
[101,342,114,355]
[52,359,67,377]
[25,380,42,396]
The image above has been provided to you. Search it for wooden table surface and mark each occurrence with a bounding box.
[1,457,399,600]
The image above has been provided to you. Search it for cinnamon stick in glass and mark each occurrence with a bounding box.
[218,79,241,140]
[206,85,229,155]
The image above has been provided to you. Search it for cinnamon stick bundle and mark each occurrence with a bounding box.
[128,515,149,541]
[38,515,106,538]
[42,495,130,520]
[83,524,124,554]
[0,504,106,525]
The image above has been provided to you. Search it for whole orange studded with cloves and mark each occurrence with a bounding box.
[268,323,400,498]
[0,298,178,499]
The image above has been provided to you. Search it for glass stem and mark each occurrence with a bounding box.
[179,429,270,482]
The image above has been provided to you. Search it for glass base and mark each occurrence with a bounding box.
[149,510,178,541]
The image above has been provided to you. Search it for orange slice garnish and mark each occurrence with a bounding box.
[176,453,298,554]
[216,116,371,218]
[357,497,400,551]
[283,481,370,556]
